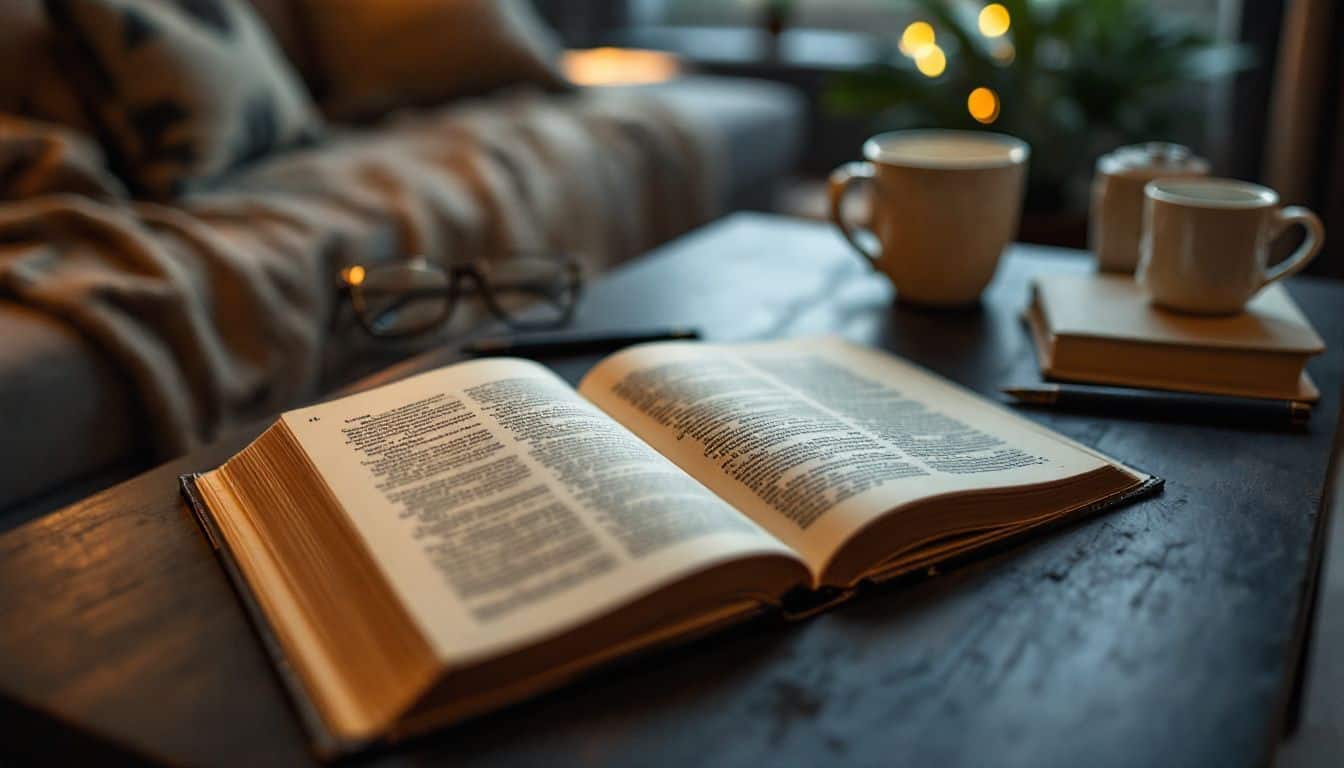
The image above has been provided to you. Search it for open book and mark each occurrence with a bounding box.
[182,338,1158,756]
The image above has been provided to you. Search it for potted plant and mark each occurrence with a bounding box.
[825,0,1252,241]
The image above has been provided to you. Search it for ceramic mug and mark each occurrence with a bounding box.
[1137,178,1325,315]
[1089,142,1209,273]
[828,129,1029,306]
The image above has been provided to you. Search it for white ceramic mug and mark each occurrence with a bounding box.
[1137,178,1325,315]
[829,129,1029,306]
[1089,142,1209,273]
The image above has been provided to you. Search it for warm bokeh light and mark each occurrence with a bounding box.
[915,45,947,78]
[978,4,1011,38]
[991,40,1016,65]
[967,87,1000,123]
[899,21,936,57]
[561,47,681,86]
[344,265,366,286]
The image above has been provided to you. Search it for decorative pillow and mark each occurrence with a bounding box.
[44,0,324,197]
[297,0,571,122]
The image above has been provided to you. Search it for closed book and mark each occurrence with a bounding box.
[1026,274,1323,402]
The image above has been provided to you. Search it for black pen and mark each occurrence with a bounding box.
[1001,383,1312,429]
[462,327,702,358]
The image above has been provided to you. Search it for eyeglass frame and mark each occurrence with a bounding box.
[336,256,583,339]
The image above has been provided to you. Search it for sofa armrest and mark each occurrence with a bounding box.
[0,302,142,517]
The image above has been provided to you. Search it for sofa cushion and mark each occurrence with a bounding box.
[44,0,324,197]
[296,0,571,122]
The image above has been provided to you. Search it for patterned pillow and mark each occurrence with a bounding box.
[44,0,323,197]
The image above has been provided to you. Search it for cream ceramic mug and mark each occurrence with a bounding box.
[828,130,1029,306]
[1137,178,1324,315]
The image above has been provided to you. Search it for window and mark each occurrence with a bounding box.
[631,0,1233,42]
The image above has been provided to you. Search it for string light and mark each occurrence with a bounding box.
[967,87,1000,123]
[978,4,1011,38]
[915,45,947,78]
[900,21,936,57]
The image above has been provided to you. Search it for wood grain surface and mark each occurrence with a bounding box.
[1,214,1340,767]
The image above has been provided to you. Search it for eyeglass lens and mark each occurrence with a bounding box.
[477,257,580,327]
[354,263,452,337]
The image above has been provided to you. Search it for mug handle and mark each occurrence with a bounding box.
[828,161,880,269]
[1263,206,1325,288]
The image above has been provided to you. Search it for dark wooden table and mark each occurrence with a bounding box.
[2,213,1341,767]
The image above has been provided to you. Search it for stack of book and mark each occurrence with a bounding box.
[1025,274,1324,404]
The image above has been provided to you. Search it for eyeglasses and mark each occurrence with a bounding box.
[339,256,582,338]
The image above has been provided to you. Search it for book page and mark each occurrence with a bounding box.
[578,338,1111,578]
[283,359,805,664]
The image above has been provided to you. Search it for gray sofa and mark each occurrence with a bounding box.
[0,75,803,522]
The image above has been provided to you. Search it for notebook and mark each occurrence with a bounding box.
[1026,274,1324,401]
